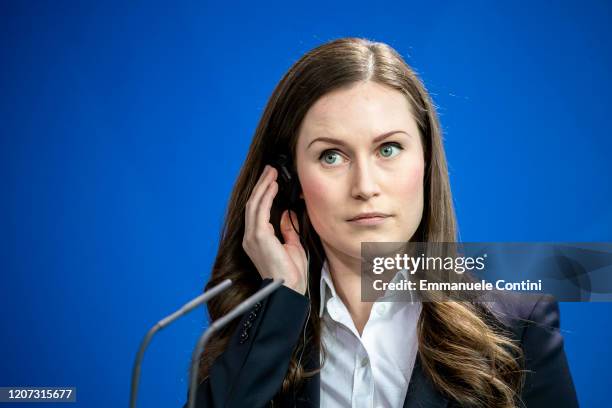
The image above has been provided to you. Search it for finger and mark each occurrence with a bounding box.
[249,166,274,210]
[280,210,301,246]
[255,177,278,231]
[245,166,275,233]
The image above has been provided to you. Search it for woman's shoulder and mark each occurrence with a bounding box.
[483,292,563,342]
[481,291,579,407]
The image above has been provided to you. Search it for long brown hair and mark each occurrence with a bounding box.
[198,37,525,407]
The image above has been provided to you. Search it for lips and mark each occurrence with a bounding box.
[347,212,391,221]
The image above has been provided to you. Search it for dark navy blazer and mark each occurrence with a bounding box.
[184,279,579,407]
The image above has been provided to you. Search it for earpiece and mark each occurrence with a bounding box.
[270,153,304,241]
[271,153,301,210]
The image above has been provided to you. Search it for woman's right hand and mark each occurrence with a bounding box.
[242,164,308,295]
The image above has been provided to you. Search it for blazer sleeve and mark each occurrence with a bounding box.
[519,296,579,408]
[183,278,310,408]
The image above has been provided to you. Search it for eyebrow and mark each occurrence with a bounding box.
[306,130,411,150]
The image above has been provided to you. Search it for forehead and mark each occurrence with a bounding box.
[298,81,419,144]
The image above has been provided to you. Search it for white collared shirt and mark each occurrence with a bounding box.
[319,260,422,408]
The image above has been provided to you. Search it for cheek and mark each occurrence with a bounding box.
[301,175,328,203]
[395,160,425,198]
[300,174,338,231]
[392,161,425,240]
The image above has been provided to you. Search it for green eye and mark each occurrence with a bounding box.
[319,142,403,166]
[320,151,342,165]
[380,142,402,158]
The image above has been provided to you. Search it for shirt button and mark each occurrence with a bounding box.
[376,304,387,315]
[361,357,369,367]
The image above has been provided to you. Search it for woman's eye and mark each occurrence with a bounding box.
[318,143,403,166]
[379,142,403,158]
[319,150,344,166]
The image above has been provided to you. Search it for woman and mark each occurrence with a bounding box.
[185,37,578,407]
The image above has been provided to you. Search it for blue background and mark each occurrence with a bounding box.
[1,1,611,406]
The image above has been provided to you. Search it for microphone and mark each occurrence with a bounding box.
[187,278,285,408]
[129,278,233,408]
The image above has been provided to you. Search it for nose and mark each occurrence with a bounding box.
[350,158,381,200]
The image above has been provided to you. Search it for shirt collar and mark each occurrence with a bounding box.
[319,259,334,318]
[318,260,414,318]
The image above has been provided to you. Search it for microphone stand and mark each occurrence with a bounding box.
[129,278,232,408]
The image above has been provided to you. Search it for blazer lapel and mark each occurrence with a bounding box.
[403,355,450,408]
